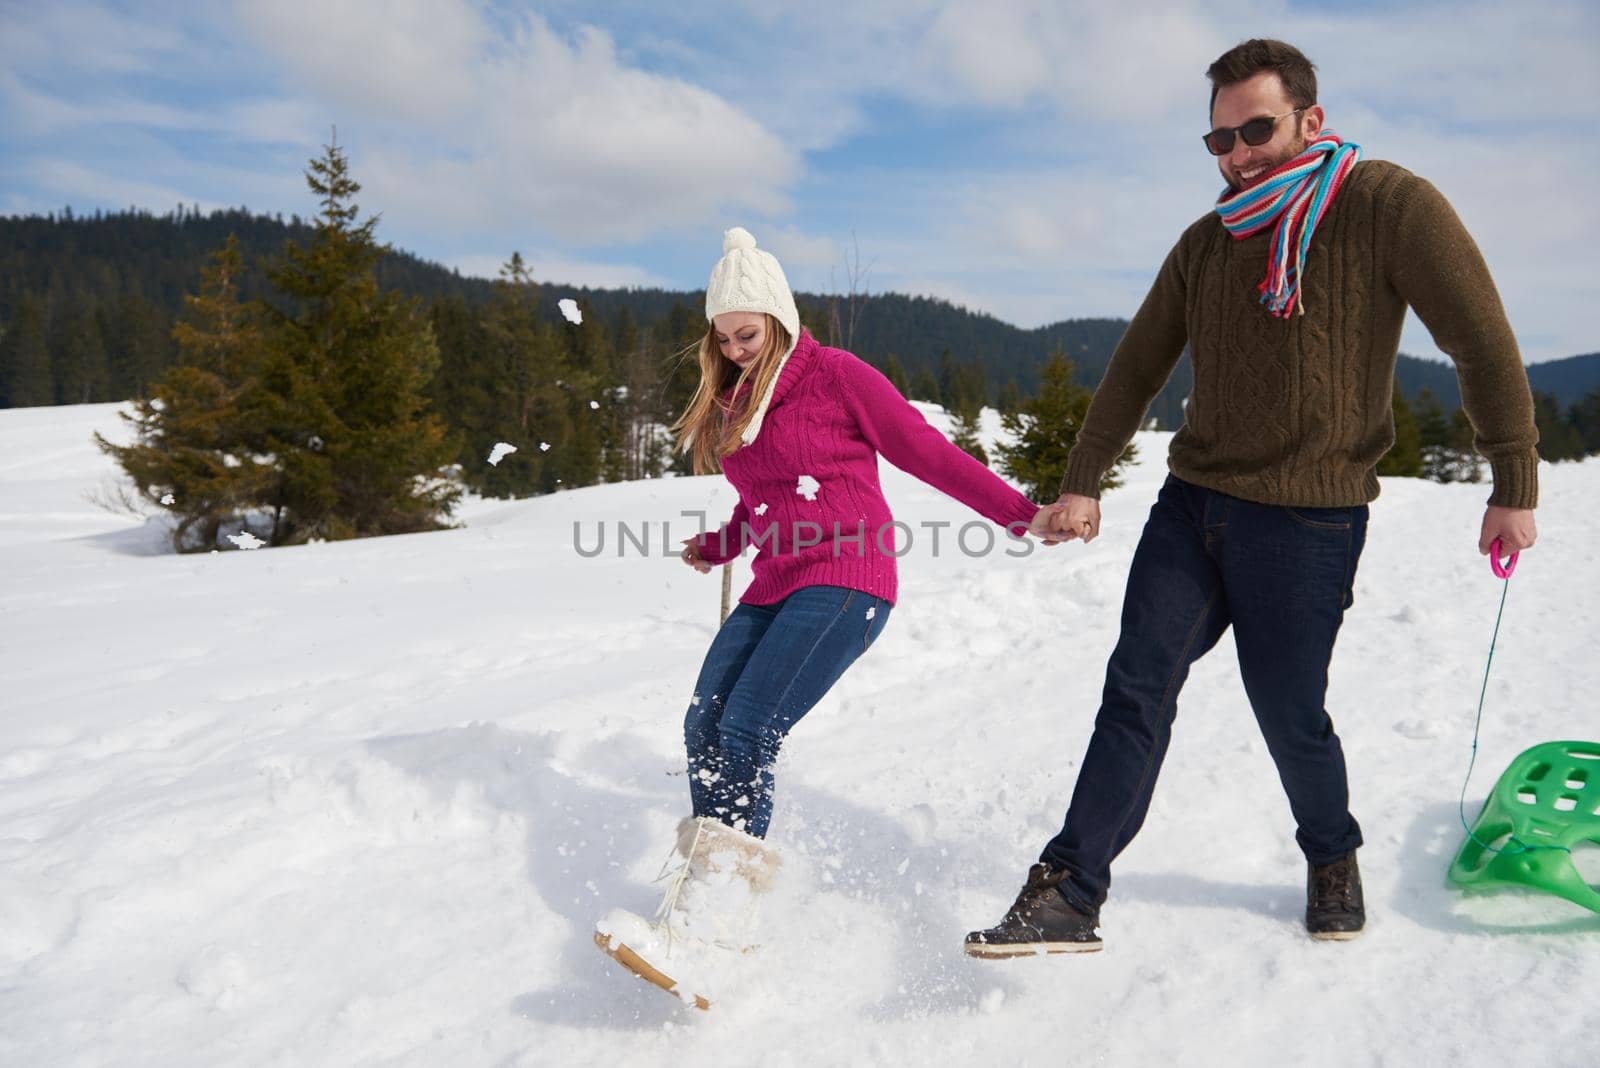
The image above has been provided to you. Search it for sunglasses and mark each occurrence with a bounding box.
[1202,107,1307,156]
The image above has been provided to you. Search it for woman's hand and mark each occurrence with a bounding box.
[679,536,713,574]
[1045,494,1100,544]
[1026,503,1067,544]
[1026,496,1100,545]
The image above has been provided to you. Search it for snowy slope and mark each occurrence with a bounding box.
[2,402,1597,1067]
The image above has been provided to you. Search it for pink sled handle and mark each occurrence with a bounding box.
[1489,537,1518,579]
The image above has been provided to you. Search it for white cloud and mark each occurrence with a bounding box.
[236,0,488,125]
[756,225,839,273]
[220,99,330,147]
[921,2,1054,109]
[235,2,800,244]
[0,70,209,136]
[719,0,1232,126]
[0,0,190,77]
[1293,3,1600,126]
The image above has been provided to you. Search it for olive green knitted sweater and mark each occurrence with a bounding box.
[1060,160,1539,510]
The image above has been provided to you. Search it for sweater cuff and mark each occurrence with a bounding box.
[1486,450,1539,510]
[696,527,742,566]
[1002,494,1042,537]
[1058,451,1108,499]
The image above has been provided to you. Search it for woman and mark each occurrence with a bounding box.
[596,228,1058,1006]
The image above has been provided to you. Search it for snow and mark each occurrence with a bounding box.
[559,298,582,325]
[487,442,518,467]
[226,531,264,550]
[2,400,1598,1066]
[796,474,820,501]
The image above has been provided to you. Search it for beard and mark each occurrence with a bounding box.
[1222,132,1310,193]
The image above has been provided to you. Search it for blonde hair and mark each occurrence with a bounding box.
[671,316,793,475]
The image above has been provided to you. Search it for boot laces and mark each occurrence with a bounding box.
[1311,863,1355,909]
[651,819,707,950]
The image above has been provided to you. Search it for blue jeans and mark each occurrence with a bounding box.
[1042,476,1368,910]
[683,585,891,838]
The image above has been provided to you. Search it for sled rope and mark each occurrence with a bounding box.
[1457,543,1571,859]
[652,819,706,949]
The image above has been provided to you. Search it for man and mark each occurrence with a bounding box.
[965,39,1539,954]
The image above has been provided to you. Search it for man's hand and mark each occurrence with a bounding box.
[679,536,713,574]
[1027,503,1067,542]
[1478,506,1536,559]
[1039,493,1101,545]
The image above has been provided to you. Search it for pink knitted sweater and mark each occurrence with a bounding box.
[693,331,1039,606]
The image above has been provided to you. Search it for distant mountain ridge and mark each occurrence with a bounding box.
[2,208,1594,420]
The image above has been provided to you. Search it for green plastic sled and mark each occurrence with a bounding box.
[1449,740,1600,914]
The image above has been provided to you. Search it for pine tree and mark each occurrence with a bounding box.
[1422,406,1486,484]
[657,300,706,477]
[610,307,669,482]
[427,292,494,478]
[553,303,608,493]
[935,350,990,415]
[107,293,173,399]
[995,350,1135,502]
[96,236,272,551]
[51,296,110,403]
[1448,409,1485,482]
[882,353,911,397]
[0,293,53,407]
[1570,387,1600,456]
[996,380,1023,417]
[938,349,962,410]
[255,138,459,541]
[1377,388,1423,477]
[1532,390,1583,461]
[466,252,558,497]
[1415,389,1481,483]
[949,405,989,466]
[941,352,991,465]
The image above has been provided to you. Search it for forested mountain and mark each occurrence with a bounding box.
[4,208,1598,473]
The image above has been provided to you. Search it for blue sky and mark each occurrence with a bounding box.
[3,0,1597,363]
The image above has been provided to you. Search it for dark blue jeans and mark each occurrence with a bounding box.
[683,585,891,838]
[1042,476,1368,910]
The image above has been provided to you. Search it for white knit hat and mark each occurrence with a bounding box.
[705,227,800,357]
[705,227,802,445]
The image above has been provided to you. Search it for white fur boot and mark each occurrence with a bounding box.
[595,816,781,1009]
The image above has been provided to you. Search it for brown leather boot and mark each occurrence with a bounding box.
[964,863,1102,957]
[1306,850,1365,941]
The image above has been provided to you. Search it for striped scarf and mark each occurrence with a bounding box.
[1215,131,1361,318]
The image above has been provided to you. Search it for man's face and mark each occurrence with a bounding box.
[1210,71,1324,193]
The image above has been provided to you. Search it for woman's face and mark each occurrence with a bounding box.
[712,312,767,369]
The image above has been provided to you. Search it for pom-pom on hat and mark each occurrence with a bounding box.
[705,227,800,357]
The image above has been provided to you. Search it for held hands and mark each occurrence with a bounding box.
[1478,505,1536,559]
[1028,493,1101,546]
[679,536,713,574]
[1032,499,1537,559]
